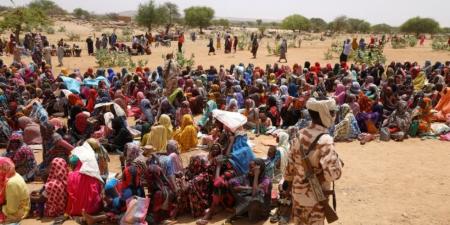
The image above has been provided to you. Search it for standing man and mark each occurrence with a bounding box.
[207,37,215,56]
[340,39,351,63]
[178,33,184,53]
[43,43,52,66]
[285,97,343,225]
[251,37,259,59]
[279,38,288,63]
[86,36,94,56]
[163,53,180,96]
[57,42,64,67]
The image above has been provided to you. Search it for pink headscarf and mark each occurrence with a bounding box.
[0,157,15,205]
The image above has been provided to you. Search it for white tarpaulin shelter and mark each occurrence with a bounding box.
[94,102,126,117]
[212,109,247,132]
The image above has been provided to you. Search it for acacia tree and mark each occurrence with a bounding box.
[163,2,180,34]
[400,17,440,35]
[28,0,66,16]
[309,17,327,32]
[281,14,310,32]
[135,0,168,31]
[184,6,214,34]
[371,23,393,34]
[346,18,371,33]
[73,8,91,20]
[0,7,49,42]
[328,16,348,33]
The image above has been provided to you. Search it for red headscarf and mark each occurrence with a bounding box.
[75,112,89,133]
[68,94,84,107]
[85,89,98,112]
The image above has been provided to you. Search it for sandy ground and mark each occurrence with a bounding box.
[13,136,450,225]
[1,21,450,224]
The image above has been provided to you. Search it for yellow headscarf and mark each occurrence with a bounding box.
[144,114,174,152]
[413,71,426,92]
[174,114,198,153]
[61,68,69,76]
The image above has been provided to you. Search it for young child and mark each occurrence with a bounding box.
[258,112,276,134]
[270,181,292,225]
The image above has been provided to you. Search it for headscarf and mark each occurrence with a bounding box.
[68,94,84,107]
[18,116,42,144]
[46,157,68,186]
[140,99,154,124]
[166,140,183,172]
[75,112,89,134]
[198,100,217,127]
[413,71,426,92]
[174,114,198,153]
[277,131,290,176]
[0,157,15,205]
[334,84,346,105]
[85,89,98,112]
[125,143,142,164]
[306,97,337,128]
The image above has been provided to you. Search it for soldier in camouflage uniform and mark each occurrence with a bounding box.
[284,98,343,225]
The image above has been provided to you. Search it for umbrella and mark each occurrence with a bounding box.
[212,109,247,132]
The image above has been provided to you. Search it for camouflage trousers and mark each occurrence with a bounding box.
[292,203,324,225]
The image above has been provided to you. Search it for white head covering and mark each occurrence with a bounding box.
[306,97,337,128]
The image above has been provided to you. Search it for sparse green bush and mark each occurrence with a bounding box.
[96,49,133,68]
[431,36,450,51]
[176,52,195,68]
[66,32,80,41]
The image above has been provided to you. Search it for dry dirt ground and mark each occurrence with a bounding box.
[1,21,450,225]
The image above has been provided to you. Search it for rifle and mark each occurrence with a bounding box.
[299,133,339,224]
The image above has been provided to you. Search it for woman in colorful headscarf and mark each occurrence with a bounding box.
[5,133,37,182]
[225,158,272,223]
[85,88,98,113]
[333,83,346,105]
[413,71,426,92]
[143,114,173,152]
[156,99,176,124]
[280,96,301,128]
[176,101,192,127]
[145,164,177,223]
[43,158,68,217]
[39,122,74,173]
[66,154,102,216]
[0,157,30,224]
[174,114,198,153]
[413,97,433,134]
[198,100,217,130]
[383,100,411,140]
[276,131,290,179]
[433,87,450,122]
[87,138,109,182]
[267,95,281,127]
[334,104,361,142]
[18,116,42,145]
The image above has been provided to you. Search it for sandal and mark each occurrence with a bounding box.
[270,215,279,223]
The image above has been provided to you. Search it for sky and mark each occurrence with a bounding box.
[2,0,450,27]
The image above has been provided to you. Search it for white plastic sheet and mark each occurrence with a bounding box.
[212,109,247,132]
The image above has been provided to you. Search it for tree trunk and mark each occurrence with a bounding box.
[200,27,203,34]
[148,25,152,32]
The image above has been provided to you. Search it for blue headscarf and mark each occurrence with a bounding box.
[107,68,116,83]
[229,133,255,175]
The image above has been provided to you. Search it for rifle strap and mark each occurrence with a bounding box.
[332,181,337,211]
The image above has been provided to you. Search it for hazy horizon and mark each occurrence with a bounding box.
[3,0,450,27]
